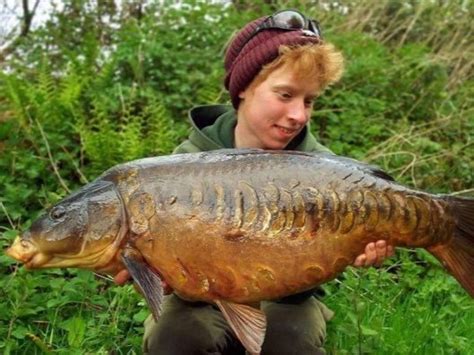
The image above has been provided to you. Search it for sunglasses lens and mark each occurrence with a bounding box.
[273,11,306,30]
[239,10,321,54]
[308,20,321,37]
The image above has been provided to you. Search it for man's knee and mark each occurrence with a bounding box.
[143,296,242,355]
[261,322,327,355]
[145,319,217,354]
[260,295,332,355]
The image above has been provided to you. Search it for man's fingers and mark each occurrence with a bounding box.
[374,240,388,266]
[114,269,131,285]
[364,242,377,267]
[353,254,366,267]
[353,241,395,268]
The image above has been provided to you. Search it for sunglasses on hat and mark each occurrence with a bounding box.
[255,9,322,38]
[243,9,322,48]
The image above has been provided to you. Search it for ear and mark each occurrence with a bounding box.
[238,90,246,99]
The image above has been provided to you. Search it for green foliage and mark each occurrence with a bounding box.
[324,250,474,354]
[0,1,472,353]
[79,86,187,176]
[315,31,473,192]
[0,241,145,353]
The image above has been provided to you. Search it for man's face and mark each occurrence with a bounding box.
[235,64,319,150]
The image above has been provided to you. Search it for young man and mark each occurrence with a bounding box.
[116,9,394,354]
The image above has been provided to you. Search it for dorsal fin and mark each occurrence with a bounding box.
[313,152,396,182]
[212,150,396,182]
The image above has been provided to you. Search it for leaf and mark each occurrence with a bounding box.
[132,308,149,323]
[11,325,28,339]
[2,229,19,239]
[361,325,379,336]
[46,298,65,308]
[62,316,86,348]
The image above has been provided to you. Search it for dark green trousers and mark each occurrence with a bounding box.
[143,291,333,355]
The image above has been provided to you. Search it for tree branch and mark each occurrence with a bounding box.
[0,0,40,62]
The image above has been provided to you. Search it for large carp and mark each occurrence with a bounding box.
[6,150,474,354]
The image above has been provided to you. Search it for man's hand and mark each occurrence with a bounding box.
[113,269,174,294]
[114,269,132,285]
[353,240,394,268]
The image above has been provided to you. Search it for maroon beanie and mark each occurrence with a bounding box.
[224,17,321,109]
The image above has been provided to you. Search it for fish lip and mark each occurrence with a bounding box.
[24,252,53,269]
[5,236,39,266]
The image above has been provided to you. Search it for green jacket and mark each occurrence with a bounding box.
[174,104,332,154]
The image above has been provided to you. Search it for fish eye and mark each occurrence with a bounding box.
[50,206,66,220]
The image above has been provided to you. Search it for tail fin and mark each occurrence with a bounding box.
[427,196,474,298]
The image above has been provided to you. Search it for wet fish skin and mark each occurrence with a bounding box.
[5,150,474,355]
[123,152,457,303]
[119,151,471,302]
[6,150,471,302]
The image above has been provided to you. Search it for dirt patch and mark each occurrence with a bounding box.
[0,110,14,122]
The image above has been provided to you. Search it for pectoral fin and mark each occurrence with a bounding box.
[215,300,266,355]
[121,248,164,320]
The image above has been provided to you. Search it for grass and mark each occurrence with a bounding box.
[324,250,474,354]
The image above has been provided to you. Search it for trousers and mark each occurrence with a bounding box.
[142,291,333,355]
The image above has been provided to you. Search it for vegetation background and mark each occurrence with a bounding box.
[0,0,472,353]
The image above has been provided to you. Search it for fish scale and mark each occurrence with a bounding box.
[137,153,454,251]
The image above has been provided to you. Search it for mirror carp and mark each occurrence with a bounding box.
[6,150,474,354]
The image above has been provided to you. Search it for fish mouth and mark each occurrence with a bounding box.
[5,236,52,269]
[5,235,108,270]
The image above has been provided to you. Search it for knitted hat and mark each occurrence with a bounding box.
[224,16,322,108]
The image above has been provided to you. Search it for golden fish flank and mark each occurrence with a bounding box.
[5,150,474,355]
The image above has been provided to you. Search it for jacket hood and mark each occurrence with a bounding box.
[186,105,237,151]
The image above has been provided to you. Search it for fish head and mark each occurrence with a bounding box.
[6,180,127,271]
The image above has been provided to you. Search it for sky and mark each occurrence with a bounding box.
[0,0,229,49]
[0,0,65,48]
